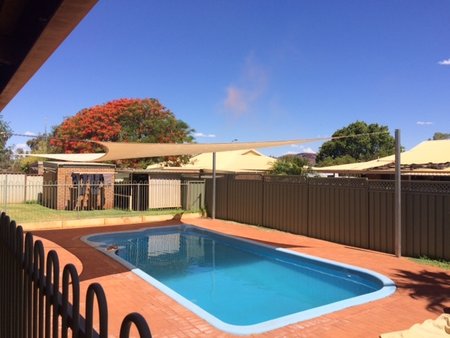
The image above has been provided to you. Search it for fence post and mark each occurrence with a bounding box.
[24,175,27,204]
[3,175,8,212]
[137,183,141,211]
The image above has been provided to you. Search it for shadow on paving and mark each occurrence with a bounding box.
[393,269,450,313]
[32,220,181,282]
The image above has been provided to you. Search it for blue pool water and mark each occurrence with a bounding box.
[83,225,395,334]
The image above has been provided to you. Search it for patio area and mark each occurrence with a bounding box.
[32,217,450,338]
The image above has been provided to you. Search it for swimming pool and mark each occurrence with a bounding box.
[83,225,395,335]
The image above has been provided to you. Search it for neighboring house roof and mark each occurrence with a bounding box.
[147,149,276,173]
[313,140,450,175]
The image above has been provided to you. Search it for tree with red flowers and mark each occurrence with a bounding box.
[47,98,194,168]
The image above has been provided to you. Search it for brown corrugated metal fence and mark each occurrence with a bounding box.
[206,175,450,260]
[263,176,309,235]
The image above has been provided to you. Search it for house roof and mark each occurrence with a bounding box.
[0,0,98,111]
[44,161,115,169]
[147,149,275,173]
[313,140,450,175]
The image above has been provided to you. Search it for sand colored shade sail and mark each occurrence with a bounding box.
[93,139,325,162]
[28,138,329,162]
[313,140,450,174]
[28,153,106,162]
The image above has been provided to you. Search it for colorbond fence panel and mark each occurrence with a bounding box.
[227,175,263,225]
[262,176,308,235]
[401,182,450,260]
[205,177,228,219]
[308,178,369,248]
[368,181,395,254]
[206,174,450,260]
[0,174,43,204]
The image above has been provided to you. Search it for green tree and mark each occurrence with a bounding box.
[26,132,55,153]
[0,114,13,170]
[49,98,194,168]
[17,132,60,173]
[269,155,311,176]
[316,154,356,167]
[432,132,450,140]
[316,121,395,166]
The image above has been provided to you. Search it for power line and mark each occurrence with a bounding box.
[5,130,391,143]
[331,130,390,140]
[5,132,97,143]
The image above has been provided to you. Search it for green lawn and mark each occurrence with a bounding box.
[409,256,450,270]
[3,203,190,224]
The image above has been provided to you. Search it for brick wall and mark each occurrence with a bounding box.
[42,164,115,210]
[56,167,115,210]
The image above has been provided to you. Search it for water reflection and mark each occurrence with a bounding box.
[116,229,271,282]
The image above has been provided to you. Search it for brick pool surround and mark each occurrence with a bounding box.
[33,218,450,338]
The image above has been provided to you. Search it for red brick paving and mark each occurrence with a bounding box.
[33,218,450,338]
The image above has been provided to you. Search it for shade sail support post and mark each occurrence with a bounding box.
[395,129,401,257]
[212,152,216,219]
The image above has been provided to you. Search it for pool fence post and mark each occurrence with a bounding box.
[212,152,216,219]
[394,129,401,257]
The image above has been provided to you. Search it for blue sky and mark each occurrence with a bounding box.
[3,0,450,157]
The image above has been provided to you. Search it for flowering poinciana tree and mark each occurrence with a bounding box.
[49,98,194,168]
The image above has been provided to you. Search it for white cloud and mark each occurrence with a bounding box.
[23,131,38,136]
[194,132,216,138]
[13,143,30,152]
[222,54,268,116]
[15,143,28,149]
[281,147,316,156]
[438,58,450,65]
[288,144,316,153]
[282,151,297,155]
[301,147,316,154]
[416,121,433,125]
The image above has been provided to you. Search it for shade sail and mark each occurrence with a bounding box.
[28,137,329,162]
[29,153,106,162]
[396,139,450,164]
[314,140,450,174]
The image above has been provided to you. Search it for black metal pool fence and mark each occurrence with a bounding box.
[0,212,152,338]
